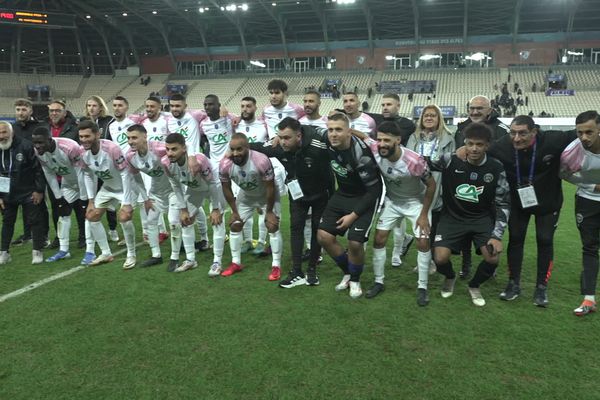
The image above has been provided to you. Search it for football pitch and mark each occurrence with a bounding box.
[0,184,598,399]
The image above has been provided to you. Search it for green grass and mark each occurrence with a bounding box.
[0,184,598,399]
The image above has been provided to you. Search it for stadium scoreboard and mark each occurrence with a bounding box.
[0,9,75,29]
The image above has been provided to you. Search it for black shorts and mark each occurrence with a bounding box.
[433,214,494,253]
[319,192,377,243]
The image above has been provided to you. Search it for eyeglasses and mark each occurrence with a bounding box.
[422,113,438,119]
[509,130,532,138]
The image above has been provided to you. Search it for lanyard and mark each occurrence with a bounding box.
[1,149,12,176]
[420,138,438,158]
[515,139,537,186]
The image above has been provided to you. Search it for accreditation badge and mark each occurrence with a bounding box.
[517,185,538,208]
[286,179,304,200]
[0,176,10,193]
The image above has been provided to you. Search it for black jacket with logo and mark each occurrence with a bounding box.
[455,110,509,148]
[12,118,43,142]
[250,125,334,202]
[0,135,46,203]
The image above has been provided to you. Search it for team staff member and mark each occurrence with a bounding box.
[366,93,416,145]
[317,113,383,299]
[250,117,334,288]
[487,115,577,307]
[433,123,510,307]
[0,122,47,265]
[560,110,600,316]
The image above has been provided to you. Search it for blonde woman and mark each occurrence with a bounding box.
[81,95,114,139]
[407,105,456,275]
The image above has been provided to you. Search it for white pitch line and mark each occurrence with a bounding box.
[0,243,143,304]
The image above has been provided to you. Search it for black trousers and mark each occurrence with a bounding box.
[21,196,49,239]
[289,194,329,271]
[576,196,600,295]
[2,199,45,251]
[507,205,560,286]
[48,188,87,240]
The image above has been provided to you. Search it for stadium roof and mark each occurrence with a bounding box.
[1,0,599,60]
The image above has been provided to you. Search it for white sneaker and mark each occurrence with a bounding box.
[208,262,222,277]
[32,250,43,265]
[175,259,198,272]
[335,274,351,291]
[391,253,402,267]
[440,277,456,298]
[349,281,363,299]
[109,230,119,242]
[90,253,114,266]
[468,287,486,307]
[0,251,11,264]
[122,256,137,270]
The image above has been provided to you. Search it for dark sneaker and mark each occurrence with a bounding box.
[301,249,311,261]
[258,245,272,258]
[417,288,430,307]
[78,237,86,249]
[306,267,320,286]
[533,284,549,307]
[499,280,521,301]
[365,283,385,299]
[279,270,307,288]
[400,234,414,257]
[195,240,211,252]
[459,263,471,280]
[167,259,179,272]
[141,256,163,268]
[48,237,60,249]
[12,234,31,246]
[574,300,597,316]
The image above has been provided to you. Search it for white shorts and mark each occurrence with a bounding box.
[184,190,212,217]
[149,191,178,213]
[94,187,124,211]
[61,184,82,204]
[237,196,281,223]
[376,198,431,238]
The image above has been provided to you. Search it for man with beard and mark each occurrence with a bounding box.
[262,79,304,139]
[79,120,142,269]
[454,95,509,279]
[31,126,87,262]
[250,117,334,288]
[219,133,283,281]
[433,123,510,307]
[317,113,383,299]
[236,96,270,255]
[342,92,376,138]
[560,110,600,316]
[366,93,415,145]
[488,115,576,307]
[0,122,46,265]
[162,133,224,273]
[299,91,328,129]
[364,121,436,305]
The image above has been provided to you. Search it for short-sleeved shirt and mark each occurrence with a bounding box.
[219,150,274,201]
[262,102,305,139]
[82,139,127,193]
[199,116,234,162]
[126,141,171,194]
[236,118,269,143]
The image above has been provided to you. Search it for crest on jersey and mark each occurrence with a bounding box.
[483,173,494,183]
[16,153,23,162]
[387,167,393,174]
[470,172,478,180]
[305,157,313,168]
[214,124,219,129]
[455,183,484,203]
[246,127,250,133]
[153,127,157,132]
[240,170,246,177]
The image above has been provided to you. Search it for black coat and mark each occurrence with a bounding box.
[0,135,46,203]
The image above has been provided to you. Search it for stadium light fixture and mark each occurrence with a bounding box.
[85,15,91,19]
[567,50,583,56]
[272,2,277,6]
[240,3,249,11]
[200,8,205,12]
[465,52,491,61]
[419,54,441,60]
[562,55,568,63]
[385,55,395,60]
[122,12,128,16]
[250,60,266,68]
[152,10,158,14]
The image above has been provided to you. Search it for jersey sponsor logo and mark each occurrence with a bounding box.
[210,133,229,145]
[434,234,442,242]
[95,170,113,180]
[175,126,189,138]
[330,160,348,177]
[239,181,258,191]
[146,168,164,177]
[52,166,71,176]
[455,183,484,203]
[117,132,128,145]
[182,178,199,188]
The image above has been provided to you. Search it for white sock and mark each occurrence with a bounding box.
[212,222,225,264]
[196,207,208,242]
[585,295,596,302]
[139,205,148,236]
[146,209,161,258]
[269,230,282,266]
[85,220,95,254]
[230,231,242,264]
[170,224,182,260]
[121,220,136,257]
[393,222,405,253]
[243,216,254,244]
[158,212,168,234]
[58,215,71,252]
[182,225,196,261]
[90,220,110,255]
[258,212,267,245]
[373,247,386,284]
[417,250,432,289]
[304,218,312,250]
